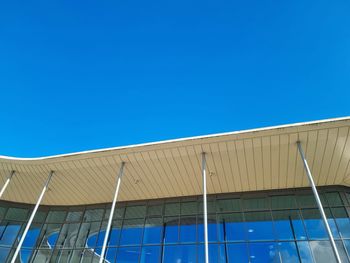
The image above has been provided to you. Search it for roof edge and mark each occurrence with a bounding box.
[1,116,349,161]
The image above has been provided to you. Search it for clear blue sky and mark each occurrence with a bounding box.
[0,1,349,157]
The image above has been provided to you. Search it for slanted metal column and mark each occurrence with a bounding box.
[0,170,15,198]
[202,153,209,263]
[297,142,342,263]
[99,162,125,263]
[11,171,54,263]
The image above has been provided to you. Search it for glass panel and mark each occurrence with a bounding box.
[216,198,241,212]
[163,244,196,263]
[273,210,307,240]
[248,242,279,262]
[86,222,102,249]
[84,209,104,222]
[297,194,317,208]
[57,223,80,248]
[80,249,95,262]
[218,213,245,242]
[69,249,84,262]
[66,211,83,222]
[0,207,7,220]
[114,206,125,219]
[105,206,125,219]
[52,225,66,249]
[197,243,226,263]
[345,192,350,205]
[57,249,72,262]
[332,207,350,238]
[179,217,196,243]
[245,211,274,241]
[344,240,350,262]
[32,249,54,263]
[181,202,197,215]
[297,241,313,263]
[198,215,217,242]
[336,240,350,263]
[5,208,28,221]
[33,211,47,223]
[325,192,343,206]
[116,246,140,262]
[20,248,34,263]
[309,241,337,263]
[125,205,146,219]
[243,197,269,211]
[277,242,300,262]
[327,217,340,239]
[75,222,90,248]
[38,224,61,249]
[0,221,23,247]
[198,199,216,214]
[46,211,67,223]
[302,209,328,239]
[271,195,297,209]
[140,246,161,263]
[119,219,144,245]
[22,224,41,248]
[108,220,122,246]
[143,218,163,244]
[95,221,107,248]
[164,216,179,243]
[297,194,327,208]
[218,244,227,263]
[227,243,249,263]
[105,247,117,263]
[147,203,163,216]
[0,247,10,262]
[165,203,180,216]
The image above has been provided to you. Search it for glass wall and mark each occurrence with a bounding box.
[0,187,350,262]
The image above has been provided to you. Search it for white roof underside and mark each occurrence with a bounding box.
[1,117,350,206]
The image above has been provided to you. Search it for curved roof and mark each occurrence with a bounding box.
[1,117,350,206]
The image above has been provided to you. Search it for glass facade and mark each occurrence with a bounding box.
[0,187,350,262]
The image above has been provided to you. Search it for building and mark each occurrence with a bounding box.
[0,117,350,263]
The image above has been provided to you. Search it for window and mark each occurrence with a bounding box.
[227,243,248,263]
[302,209,328,239]
[216,199,241,213]
[218,213,245,242]
[245,211,274,241]
[164,217,179,243]
[271,195,297,209]
[248,242,279,262]
[119,219,144,245]
[140,246,161,263]
[163,245,196,263]
[116,246,140,262]
[143,218,162,244]
[179,217,196,243]
[272,210,307,240]
[0,188,349,263]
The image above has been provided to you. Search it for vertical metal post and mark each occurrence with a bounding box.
[202,153,209,263]
[297,142,342,263]
[11,171,54,263]
[0,170,15,198]
[99,162,125,263]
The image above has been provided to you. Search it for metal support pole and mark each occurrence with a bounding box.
[0,170,15,198]
[202,153,209,263]
[297,142,342,263]
[11,171,54,263]
[99,162,125,263]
